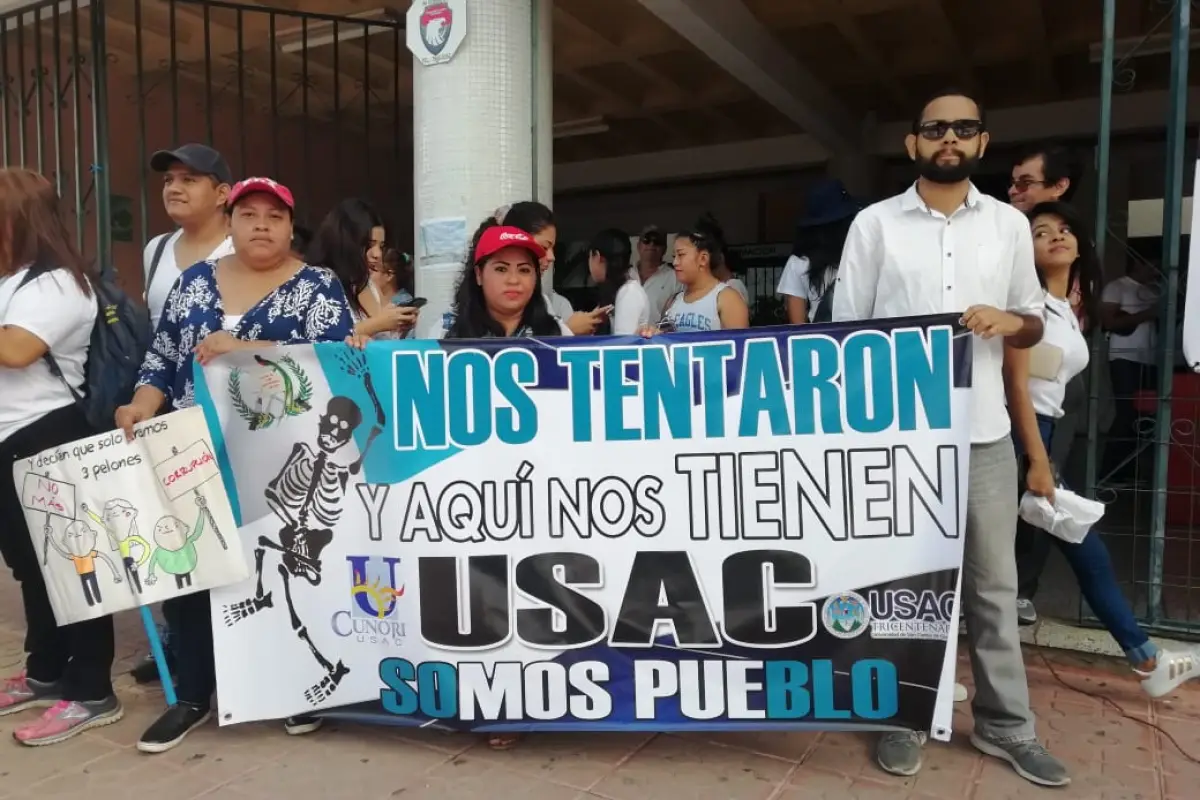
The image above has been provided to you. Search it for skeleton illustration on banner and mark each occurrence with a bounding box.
[222,349,385,704]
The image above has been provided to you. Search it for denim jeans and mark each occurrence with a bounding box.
[1014,416,1159,666]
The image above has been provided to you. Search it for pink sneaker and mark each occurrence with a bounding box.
[0,672,61,717]
[13,697,123,746]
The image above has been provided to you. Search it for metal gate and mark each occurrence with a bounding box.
[1084,0,1195,636]
[1,0,409,281]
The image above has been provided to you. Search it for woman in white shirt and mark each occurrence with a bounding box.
[1006,201,1198,697]
[0,169,119,746]
[776,179,861,324]
[588,229,649,335]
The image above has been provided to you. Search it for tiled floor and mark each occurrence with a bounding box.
[1,576,1197,799]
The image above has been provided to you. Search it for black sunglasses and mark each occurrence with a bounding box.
[916,119,984,140]
[641,235,665,247]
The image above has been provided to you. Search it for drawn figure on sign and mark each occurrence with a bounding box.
[145,496,207,590]
[223,362,383,705]
[82,500,150,593]
[45,520,122,607]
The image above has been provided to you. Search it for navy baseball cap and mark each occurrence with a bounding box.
[150,143,233,185]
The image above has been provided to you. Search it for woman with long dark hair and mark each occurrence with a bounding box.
[0,169,120,746]
[652,214,749,333]
[441,217,568,752]
[442,217,570,339]
[776,179,861,324]
[1006,201,1198,696]
[308,198,418,341]
[588,228,648,335]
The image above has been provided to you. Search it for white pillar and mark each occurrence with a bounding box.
[532,0,557,300]
[412,0,553,338]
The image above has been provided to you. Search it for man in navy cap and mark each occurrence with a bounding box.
[141,144,235,328]
[131,143,235,687]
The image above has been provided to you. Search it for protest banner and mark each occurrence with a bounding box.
[202,315,970,738]
[11,406,246,625]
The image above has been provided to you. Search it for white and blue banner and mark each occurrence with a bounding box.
[201,314,971,739]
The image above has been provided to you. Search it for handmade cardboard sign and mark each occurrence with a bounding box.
[11,406,246,625]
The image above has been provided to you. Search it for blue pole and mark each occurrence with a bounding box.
[139,605,176,706]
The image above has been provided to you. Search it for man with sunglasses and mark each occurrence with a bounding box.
[635,225,681,323]
[835,90,1068,789]
[1008,142,1078,214]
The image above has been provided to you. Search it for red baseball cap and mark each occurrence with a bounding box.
[227,177,295,210]
[474,226,546,264]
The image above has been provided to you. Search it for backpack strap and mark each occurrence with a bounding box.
[145,233,172,295]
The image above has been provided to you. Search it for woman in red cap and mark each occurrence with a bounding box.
[115,176,356,756]
[441,218,573,339]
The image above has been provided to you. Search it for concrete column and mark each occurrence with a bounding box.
[412,0,551,338]
[532,0,557,300]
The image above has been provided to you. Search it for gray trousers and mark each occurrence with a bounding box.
[962,437,1036,742]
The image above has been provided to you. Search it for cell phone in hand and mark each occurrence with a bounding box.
[394,296,428,309]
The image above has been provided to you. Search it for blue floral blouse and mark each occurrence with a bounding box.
[136,260,354,409]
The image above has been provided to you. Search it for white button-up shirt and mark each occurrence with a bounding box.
[832,182,1044,444]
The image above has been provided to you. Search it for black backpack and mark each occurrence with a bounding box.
[19,261,151,433]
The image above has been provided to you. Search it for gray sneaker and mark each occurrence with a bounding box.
[970,734,1070,787]
[14,696,123,746]
[1016,598,1038,626]
[876,730,926,777]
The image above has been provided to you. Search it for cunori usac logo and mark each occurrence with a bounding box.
[821,591,870,639]
[331,555,407,646]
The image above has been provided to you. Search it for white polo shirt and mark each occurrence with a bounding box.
[833,182,1044,444]
[638,263,682,324]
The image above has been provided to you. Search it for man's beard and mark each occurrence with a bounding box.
[916,149,979,184]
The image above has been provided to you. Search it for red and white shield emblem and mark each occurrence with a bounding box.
[420,2,453,56]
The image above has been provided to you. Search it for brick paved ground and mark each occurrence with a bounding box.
[1,575,1197,799]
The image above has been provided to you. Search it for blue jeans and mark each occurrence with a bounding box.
[1014,416,1158,666]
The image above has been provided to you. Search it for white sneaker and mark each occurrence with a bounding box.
[1137,649,1200,698]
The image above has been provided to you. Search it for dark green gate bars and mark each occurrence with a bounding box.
[1085,0,1196,637]
[1,0,409,286]
[0,0,110,261]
